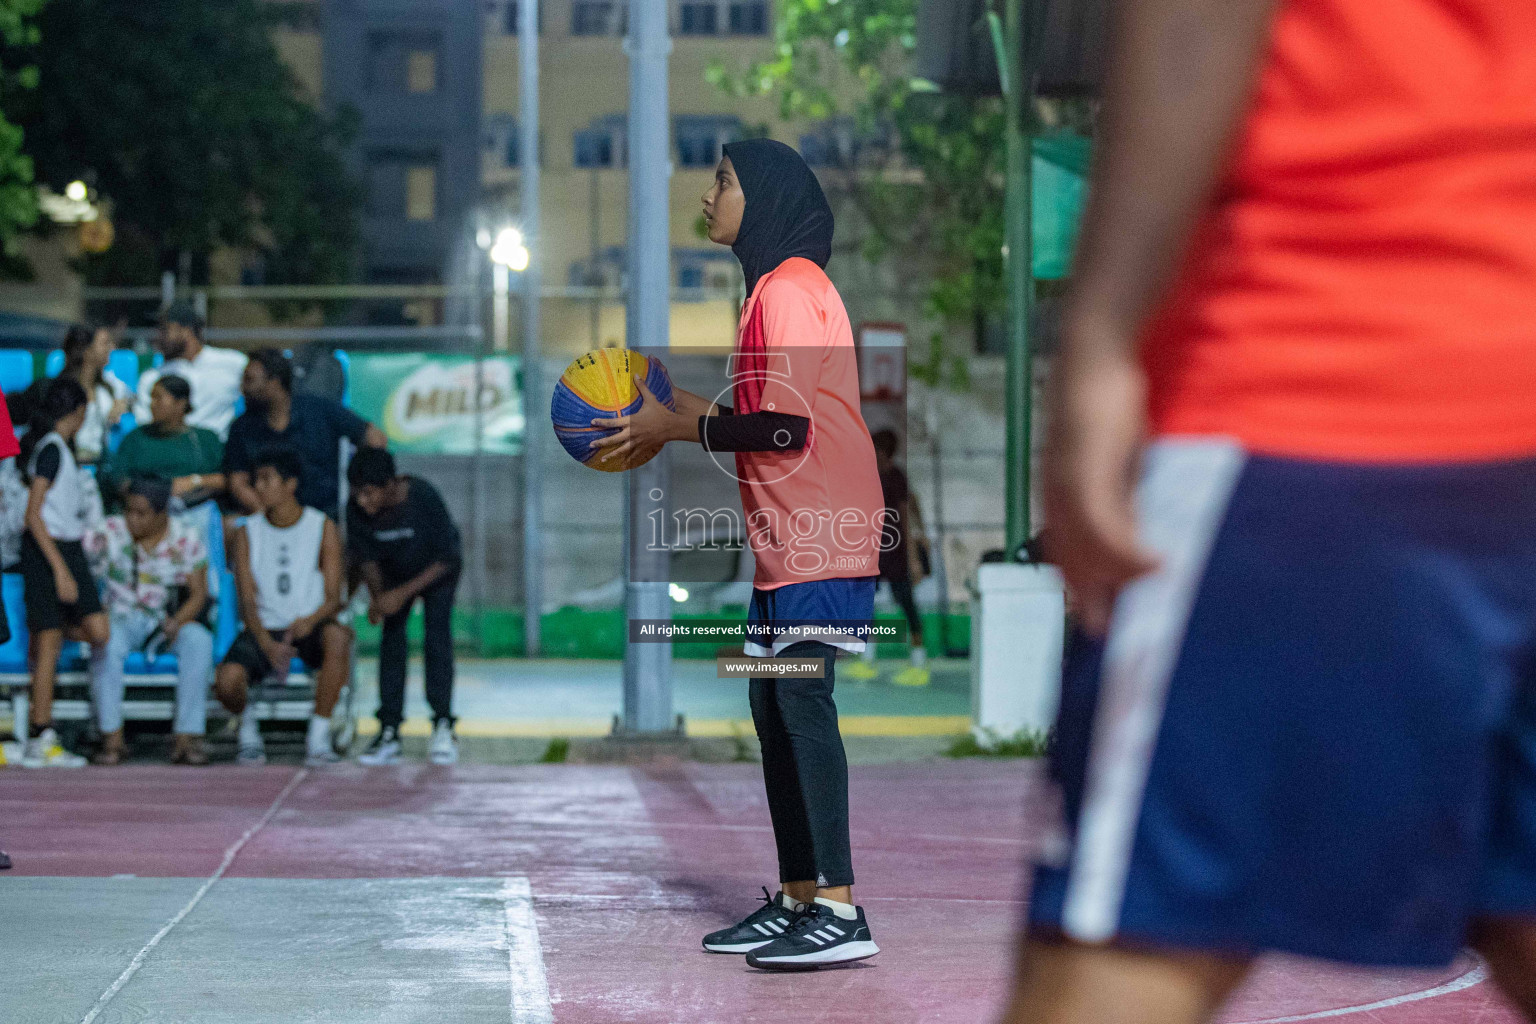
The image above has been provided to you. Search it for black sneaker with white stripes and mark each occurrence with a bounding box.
[745,901,879,970]
[702,888,805,953]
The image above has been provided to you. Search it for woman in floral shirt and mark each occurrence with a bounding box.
[84,477,213,765]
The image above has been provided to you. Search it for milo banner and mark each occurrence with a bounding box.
[347,353,525,454]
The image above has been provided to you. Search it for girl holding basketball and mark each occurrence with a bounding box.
[591,138,885,971]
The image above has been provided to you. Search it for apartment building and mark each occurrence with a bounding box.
[267,0,847,351]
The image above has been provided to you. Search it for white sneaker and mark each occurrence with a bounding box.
[428,719,459,765]
[357,726,403,765]
[237,736,267,765]
[21,729,87,769]
[305,745,342,767]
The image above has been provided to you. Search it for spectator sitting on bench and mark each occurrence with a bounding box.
[225,349,385,521]
[86,476,214,766]
[100,374,225,508]
[214,447,350,766]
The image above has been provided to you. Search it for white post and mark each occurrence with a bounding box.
[970,563,1065,742]
[621,0,675,734]
[519,0,544,657]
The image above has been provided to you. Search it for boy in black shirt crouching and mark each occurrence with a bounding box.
[346,448,463,765]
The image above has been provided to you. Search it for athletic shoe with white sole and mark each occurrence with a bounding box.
[358,726,403,766]
[745,901,879,970]
[428,719,459,766]
[843,658,879,681]
[237,738,267,765]
[21,729,87,768]
[305,745,343,767]
[702,888,807,953]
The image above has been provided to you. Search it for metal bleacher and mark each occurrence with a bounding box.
[0,347,359,755]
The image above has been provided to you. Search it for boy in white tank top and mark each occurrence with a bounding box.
[212,447,350,766]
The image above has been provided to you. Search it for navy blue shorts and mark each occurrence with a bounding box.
[745,576,877,657]
[1028,439,1536,968]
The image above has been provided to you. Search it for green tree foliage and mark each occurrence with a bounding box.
[708,0,1005,344]
[16,0,361,286]
[0,0,44,256]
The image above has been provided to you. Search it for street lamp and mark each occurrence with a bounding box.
[490,226,529,271]
[489,226,529,353]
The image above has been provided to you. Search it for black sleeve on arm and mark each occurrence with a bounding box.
[345,502,377,566]
[32,442,61,482]
[414,480,462,563]
[699,411,809,453]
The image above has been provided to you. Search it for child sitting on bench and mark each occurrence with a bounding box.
[213,447,350,766]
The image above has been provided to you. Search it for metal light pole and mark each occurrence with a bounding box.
[991,2,1035,552]
[620,0,675,735]
[519,0,544,656]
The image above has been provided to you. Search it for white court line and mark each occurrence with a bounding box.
[78,768,308,1024]
[502,876,555,1024]
[1228,960,1488,1024]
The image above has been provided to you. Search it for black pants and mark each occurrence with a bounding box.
[749,641,853,888]
[376,570,459,729]
[885,572,922,639]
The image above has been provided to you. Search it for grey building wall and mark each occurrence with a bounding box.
[323,0,483,286]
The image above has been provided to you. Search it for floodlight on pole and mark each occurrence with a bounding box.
[65,180,88,202]
[490,226,529,270]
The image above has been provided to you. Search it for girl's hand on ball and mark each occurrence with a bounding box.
[590,378,691,465]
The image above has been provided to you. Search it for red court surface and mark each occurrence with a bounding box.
[1,762,1523,1024]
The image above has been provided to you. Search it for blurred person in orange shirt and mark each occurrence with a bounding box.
[1006,1,1536,1022]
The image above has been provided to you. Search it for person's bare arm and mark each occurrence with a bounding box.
[230,525,285,661]
[1044,0,1279,635]
[1065,0,1279,340]
[292,519,344,639]
[25,478,76,603]
[172,472,227,497]
[229,470,262,514]
[671,387,722,419]
[373,562,451,622]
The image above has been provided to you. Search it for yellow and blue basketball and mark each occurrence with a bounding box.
[550,348,676,472]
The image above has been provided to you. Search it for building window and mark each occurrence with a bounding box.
[368,151,440,221]
[569,249,626,289]
[800,117,893,168]
[502,0,543,34]
[674,116,742,169]
[678,1,717,35]
[406,50,438,94]
[487,115,521,167]
[366,31,444,94]
[572,0,619,35]
[405,165,437,221]
[575,131,613,168]
[575,117,625,168]
[727,1,766,35]
[675,249,738,293]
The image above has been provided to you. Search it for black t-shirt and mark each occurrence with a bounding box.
[878,465,909,578]
[224,395,370,518]
[346,476,462,586]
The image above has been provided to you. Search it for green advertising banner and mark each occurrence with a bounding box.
[347,352,525,455]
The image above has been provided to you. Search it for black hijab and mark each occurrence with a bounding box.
[722,138,834,297]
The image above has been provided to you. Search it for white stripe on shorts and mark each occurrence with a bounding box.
[1061,438,1247,943]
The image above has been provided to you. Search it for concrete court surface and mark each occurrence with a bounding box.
[0,762,1523,1024]
[348,657,973,737]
